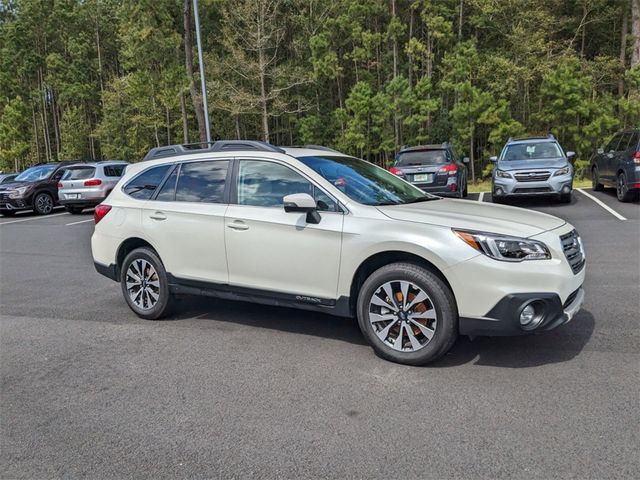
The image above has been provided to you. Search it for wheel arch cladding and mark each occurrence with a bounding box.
[116,238,159,275]
[349,251,455,317]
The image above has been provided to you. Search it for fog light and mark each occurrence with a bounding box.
[562,185,571,194]
[495,187,504,196]
[520,304,536,326]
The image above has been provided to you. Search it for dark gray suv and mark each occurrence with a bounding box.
[389,144,469,198]
[591,129,640,202]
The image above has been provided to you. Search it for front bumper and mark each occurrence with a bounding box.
[493,173,573,197]
[0,196,32,211]
[459,287,584,336]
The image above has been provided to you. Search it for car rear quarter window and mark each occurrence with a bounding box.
[175,160,228,203]
[605,134,622,152]
[124,165,171,200]
[62,167,96,180]
[396,150,449,166]
[628,131,640,151]
[103,165,126,177]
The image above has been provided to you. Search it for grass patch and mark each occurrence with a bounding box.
[468,177,591,194]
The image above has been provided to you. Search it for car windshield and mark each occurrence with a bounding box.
[14,165,57,182]
[62,167,96,180]
[501,142,562,161]
[297,155,437,206]
[396,150,448,166]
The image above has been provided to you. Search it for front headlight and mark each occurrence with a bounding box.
[453,229,551,262]
[552,165,570,177]
[495,169,512,179]
[8,186,30,198]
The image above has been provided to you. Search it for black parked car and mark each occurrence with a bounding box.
[389,143,469,197]
[0,162,77,216]
[591,129,640,202]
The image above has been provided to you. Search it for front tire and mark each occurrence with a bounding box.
[356,262,458,366]
[559,192,572,203]
[121,247,173,320]
[33,192,54,215]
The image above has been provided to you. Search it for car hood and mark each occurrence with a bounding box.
[376,199,566,237]
[498,158,567,171]
[0,180,33,191]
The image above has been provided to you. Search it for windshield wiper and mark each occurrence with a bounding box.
[403,196,441,204]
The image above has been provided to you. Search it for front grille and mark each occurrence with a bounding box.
[513,187,552,193]
[563,288,581,308]
[514,171,551,182]
[560,230,585,274]
[0,193,9,202]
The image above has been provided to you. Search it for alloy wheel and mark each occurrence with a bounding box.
[367,280,437,352]
[617,173,627,200]
[126,259,161,310]
[35,194,53,214]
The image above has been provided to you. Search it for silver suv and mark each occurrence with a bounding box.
[490,136,575,203]
[57,161,128,214]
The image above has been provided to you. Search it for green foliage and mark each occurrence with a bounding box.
[0,0,637,179]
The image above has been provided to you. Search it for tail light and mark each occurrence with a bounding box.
[438,164,458,175]
[57,182,63,188]
[84,179,102,186]
[94,204,112,224]
[389,167,404,176]
[633,151,640,164]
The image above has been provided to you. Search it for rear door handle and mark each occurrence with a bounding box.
[149,211,167,221]
[227,221,249,231]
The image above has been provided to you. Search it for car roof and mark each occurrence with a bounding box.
[506,137,558,145]
[63,161,128,168]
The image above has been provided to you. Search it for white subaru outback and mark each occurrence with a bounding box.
[91,141,586,365]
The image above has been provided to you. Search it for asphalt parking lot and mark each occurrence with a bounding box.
[1,189,638,479]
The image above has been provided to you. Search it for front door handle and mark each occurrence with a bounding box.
[149,211,167,221]
[227,221,249,231]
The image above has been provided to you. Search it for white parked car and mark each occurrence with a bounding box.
[91,141,586,365]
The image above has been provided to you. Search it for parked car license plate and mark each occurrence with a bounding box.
[65,194,80,199]
[413,173,433,183]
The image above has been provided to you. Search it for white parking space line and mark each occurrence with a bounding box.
[65,219,94,226]
[577,188,627,221]
[478,192,485,202]
[0,212,69,225]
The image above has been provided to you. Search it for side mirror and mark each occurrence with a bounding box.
[597,147,604,154]
[283,193,321,224]
[566,151,576,164]
[463,157,470,164]
[489,156,497,163]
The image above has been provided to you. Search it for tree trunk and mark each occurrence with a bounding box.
[257,12,270,143]
[632,0,640,66]
[183,0,207,143]
[166,105,171,144]
[408,7,414,88]
[235,114,241,140]
[31,104,40,163]
[179,91,189,143]
[39,68,51,162]
[620,6,629,96]
[458,0,463,38]
[469,126,475,183]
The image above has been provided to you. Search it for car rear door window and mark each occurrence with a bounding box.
[618,132,633,151]
[175,160,228,203]
[124,165,171,200]
[155,165,179,201]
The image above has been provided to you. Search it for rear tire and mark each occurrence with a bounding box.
[616,172,636,202]
[65,206,83,214]
[121,247,173,320]
[591,166,604,191]
[462,181,468,198]
[356,262,458,366]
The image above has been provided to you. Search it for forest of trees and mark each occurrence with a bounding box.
[1,0,640,181]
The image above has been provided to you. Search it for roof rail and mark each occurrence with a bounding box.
[143,140,285,161]
[547,133,556,140]
[284,144,341,153]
